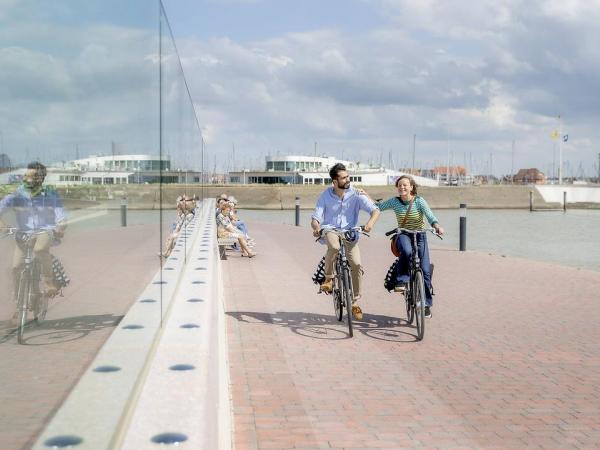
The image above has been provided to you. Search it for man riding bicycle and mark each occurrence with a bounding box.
[311,163,380,320]
[0,162,67,299]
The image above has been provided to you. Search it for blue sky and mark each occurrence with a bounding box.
[162,0,385,41]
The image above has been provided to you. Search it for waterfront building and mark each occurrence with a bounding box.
[229,155,439,187]
[514,168,546,184]
[0,154,203,186]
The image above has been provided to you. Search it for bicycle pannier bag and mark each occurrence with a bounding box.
[311,256,326,285]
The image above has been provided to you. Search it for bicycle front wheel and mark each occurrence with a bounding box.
[341,268,353,337]
[413,270,426,341]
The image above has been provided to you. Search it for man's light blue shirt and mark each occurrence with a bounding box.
[311,186,377,235]
[0,185,66,232]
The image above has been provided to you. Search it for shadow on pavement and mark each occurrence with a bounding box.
[0,314,123,345]
[227,310,419,342]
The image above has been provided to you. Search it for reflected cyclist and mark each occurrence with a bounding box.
[0,162,67,300]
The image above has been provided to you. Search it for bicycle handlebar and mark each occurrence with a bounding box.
[315,226,370,242]
[385,227,443,240]
[0,227,56,240]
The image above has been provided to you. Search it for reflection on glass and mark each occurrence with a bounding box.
[0,1,204,448]
[159,2,205,270]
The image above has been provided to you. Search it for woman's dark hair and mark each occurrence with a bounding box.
[395,175,418,195]
[329,163,346,181]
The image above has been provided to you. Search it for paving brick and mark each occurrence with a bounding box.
[225,221,600,449]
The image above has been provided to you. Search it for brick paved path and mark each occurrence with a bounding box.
[0,224,162,450]
[224,221,600,449]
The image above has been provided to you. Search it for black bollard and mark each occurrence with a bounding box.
[295,197,300,226]
[563,191,567,213]
[529,191,533,212]
[459,203,467,251]
[121,197,127,227]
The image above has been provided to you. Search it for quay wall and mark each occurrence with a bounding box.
[3,184,599,210]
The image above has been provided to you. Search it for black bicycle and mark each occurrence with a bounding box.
[385,227,441,341]
[317,226,369,337]
[2,228,53,344]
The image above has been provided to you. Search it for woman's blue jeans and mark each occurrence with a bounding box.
[235,220,248,237]
[395,232,433,307]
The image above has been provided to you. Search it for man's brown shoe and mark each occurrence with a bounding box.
[352,304,363,320]
[320,278,333,293]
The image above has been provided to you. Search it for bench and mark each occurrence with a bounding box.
[217,237,238,260]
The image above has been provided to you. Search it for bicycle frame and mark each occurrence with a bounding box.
[385,227,440,341]
[319,227,369,337]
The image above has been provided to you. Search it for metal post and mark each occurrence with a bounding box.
[121,196,127,227]
[529,191,533,212]
[295,197,300,226]
[563,191,567,213]
[459,203,467,251]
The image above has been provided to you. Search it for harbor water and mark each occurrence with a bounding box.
[238,208,600,272]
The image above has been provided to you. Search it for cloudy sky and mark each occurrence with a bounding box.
[161,0,600,177]
[1,0,599,178]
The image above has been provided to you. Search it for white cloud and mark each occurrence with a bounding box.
[2,0,600,176]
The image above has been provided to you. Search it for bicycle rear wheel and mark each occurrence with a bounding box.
[332,262,343,322]
[333,288,343,321]
[16,273,29,344]
[341,268,353,337]
[33,294,48,323]
[32,262,47,323]
[413,270,426,341]
[405,289,415,325]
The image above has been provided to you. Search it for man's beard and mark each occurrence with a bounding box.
[24,181,42,190]
[342,181,351,189]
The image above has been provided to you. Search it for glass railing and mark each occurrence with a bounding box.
[0,1,204,448]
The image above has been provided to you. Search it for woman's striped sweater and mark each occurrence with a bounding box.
[376,196,438,230]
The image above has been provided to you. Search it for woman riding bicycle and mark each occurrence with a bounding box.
[374,175,444,318]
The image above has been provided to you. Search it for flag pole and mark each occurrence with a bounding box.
[558,115,562,184]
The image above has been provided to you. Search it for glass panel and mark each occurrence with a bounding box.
[159,2,204,322]
[0,1,209,447]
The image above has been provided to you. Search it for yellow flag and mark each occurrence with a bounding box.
[550,129,560,140]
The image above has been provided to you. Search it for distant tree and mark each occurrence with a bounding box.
[0,153,12,172]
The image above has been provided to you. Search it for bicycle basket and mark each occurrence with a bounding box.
[383,258,400,292]
[311,256,326,285]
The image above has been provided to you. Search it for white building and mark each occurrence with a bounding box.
[0,155,203,186]
[229,155,439,187]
